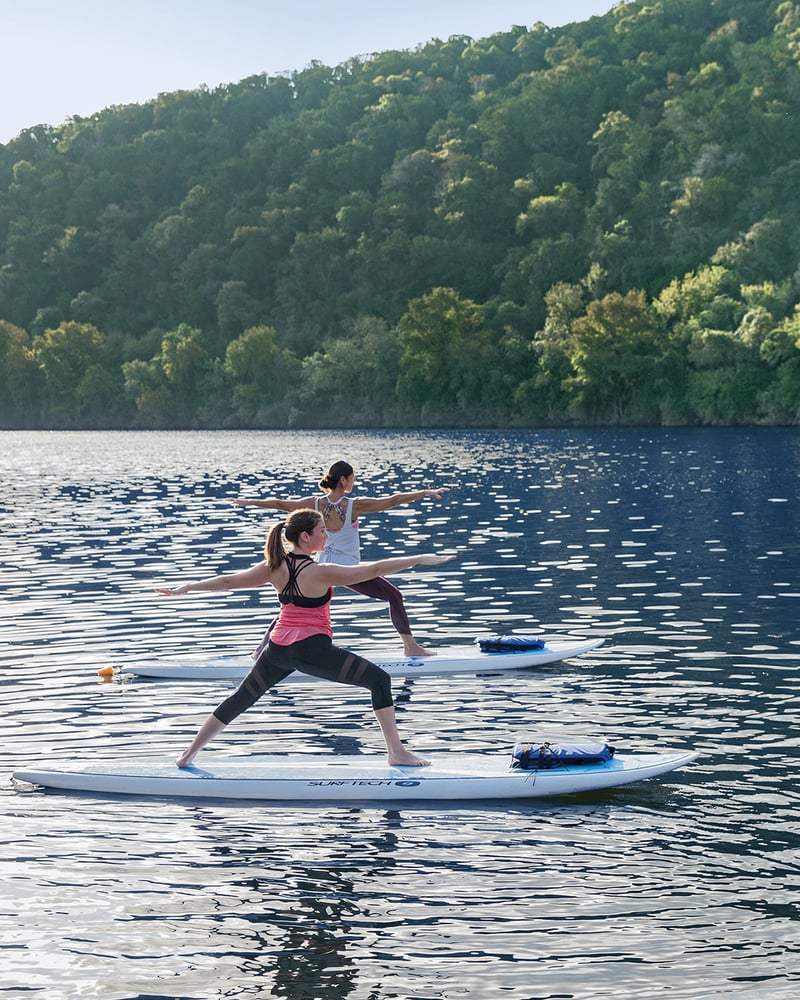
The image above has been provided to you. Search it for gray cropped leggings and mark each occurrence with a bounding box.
[213,634,394,726]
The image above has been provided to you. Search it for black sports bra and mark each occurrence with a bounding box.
[278,552,331,608]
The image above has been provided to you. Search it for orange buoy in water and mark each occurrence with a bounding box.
[97,665,115,679]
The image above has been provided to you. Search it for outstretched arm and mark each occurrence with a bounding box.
[155,560,271,596]
[352,488,450,515]
[232,495,316,512]
[318,552,456,588]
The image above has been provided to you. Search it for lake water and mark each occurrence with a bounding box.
[2,427,798,1000]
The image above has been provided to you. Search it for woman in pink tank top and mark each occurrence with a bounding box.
[156,508,455,769]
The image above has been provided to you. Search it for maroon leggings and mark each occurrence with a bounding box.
[348,576,411,635]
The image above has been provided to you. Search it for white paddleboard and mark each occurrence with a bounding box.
[119,637,604,682]
[13,747,698,802]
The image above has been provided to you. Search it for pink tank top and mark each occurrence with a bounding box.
[269,601,332,645]
[269,552,333,645]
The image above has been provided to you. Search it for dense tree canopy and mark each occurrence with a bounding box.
[1,0,799,428]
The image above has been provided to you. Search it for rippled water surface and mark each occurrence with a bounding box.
[2,428,799,1000]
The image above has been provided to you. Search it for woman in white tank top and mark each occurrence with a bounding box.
[233,460,449,657]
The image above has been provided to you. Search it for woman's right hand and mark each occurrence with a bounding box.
[416,553,457,566]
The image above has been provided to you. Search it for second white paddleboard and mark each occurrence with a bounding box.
[120,637,604,682]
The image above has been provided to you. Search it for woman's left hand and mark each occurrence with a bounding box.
[154,584,189,596]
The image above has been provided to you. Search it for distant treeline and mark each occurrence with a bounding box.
[1,0,799,429]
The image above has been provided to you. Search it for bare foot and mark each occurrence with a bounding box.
[176,751,195,769]
[388,749,431,767]
[403,642,436,657]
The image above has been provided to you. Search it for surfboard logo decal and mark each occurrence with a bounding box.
[306,778,423,788]
[308,779,407,787]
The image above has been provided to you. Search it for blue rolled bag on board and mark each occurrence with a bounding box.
[476,634,546,653]
[511,740,616,770]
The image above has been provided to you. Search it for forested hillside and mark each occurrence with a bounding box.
[1,0,799,428]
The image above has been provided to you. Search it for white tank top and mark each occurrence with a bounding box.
[315,495,361,565]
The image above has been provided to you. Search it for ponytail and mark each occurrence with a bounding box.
[264,509,323,569]
[265,521,286,570]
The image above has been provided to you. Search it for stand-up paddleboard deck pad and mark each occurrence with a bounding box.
[120,637,604,682]
[13,748,698,802]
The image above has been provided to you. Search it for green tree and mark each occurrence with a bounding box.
[653,264,740,332]
[223,325,298,426]
[397,287,519,423]
[516,182,584,241]
[294,315,402,426]
[685,328,768,424]
[757,306,800,422]
[122,357,173,427]
[518,281,584,422]
[0,320,41,426]
[273,227,352,352]
[566,290,676,423]
[711,218,794,284]
[216,281,262,343]
[32,321,124,427]
[123,324,217,427]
